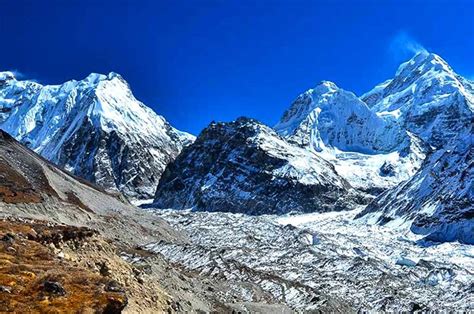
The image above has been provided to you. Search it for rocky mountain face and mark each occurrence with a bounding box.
[357,135,473,244]
[153,117,365,214]
[274,80,427,194]
[0,71,194,200]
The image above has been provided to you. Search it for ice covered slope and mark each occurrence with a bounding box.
[0,71,194,200]
[153,117,365,214]
[274,81,426,194]
[275,81,407,154]
[357,135,473,244]
[362,51,474,149]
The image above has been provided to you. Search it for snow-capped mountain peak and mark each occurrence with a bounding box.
[362,51,473,149]
[275,80,408,154]
[274,70,433,194]
[275,81,361,141]
[0,71,17,81]
[362,52,463,111]
[0,71,194,200]
[313,80,338,92]
[395,51,453,76]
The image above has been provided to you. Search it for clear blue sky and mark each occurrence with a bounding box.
[1,0,473,134]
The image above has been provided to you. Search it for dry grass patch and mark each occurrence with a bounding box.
[0,219,127,313]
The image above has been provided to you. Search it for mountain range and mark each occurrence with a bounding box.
[0,52,474,242]
[0,52,472,242]
[0,51,473,312]
[154,117,366,214]
[153,52,473,243]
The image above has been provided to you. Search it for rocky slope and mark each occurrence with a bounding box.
[0,71,194,200]
[0,129,181,245]
[154,117,365,214]
[274,81,427,194]
[0,129,195,312]
[0,130,300,312]
[357,135,473,244]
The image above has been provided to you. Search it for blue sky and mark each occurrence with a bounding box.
[1,0,473,134]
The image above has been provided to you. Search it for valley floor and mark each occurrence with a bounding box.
[146,207,473,312]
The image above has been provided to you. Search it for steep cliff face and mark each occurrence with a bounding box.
[154,117,364,214]
[0,71,194,200]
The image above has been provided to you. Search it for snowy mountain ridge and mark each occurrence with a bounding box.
[274,79,427,194]
[0,71,194,200]
[362,51,473,148]
[354,52,473,244]
[273,52,473,243]
[275,80,406,154]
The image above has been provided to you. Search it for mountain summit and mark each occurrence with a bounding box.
[362,52,473,148]
[274,80,407,154]
[273,52,473,244]
[0,71,194,200]
[274,80,426,194]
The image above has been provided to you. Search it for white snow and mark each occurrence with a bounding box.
[274,207,474,271]
[274,80,426,193]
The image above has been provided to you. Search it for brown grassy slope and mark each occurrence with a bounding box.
[0,219,127,313]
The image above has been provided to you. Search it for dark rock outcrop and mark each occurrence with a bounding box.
[154,117,364,214]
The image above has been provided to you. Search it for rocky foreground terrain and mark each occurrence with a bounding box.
[0,130,295,312]
[0,218,129,312]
